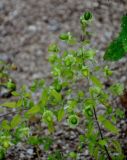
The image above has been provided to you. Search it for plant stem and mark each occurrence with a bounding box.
[93,106,112,160]
[36,145,41,160]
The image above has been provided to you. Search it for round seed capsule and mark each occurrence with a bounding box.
[83,12,92,21]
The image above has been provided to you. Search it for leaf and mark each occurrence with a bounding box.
[48,43,60,53]
[90,75,103,88]
[57,109,64,121]
[50,89,62,103]
[104,15,127,61]
[1,102,17,108]
[110,83,124,96]
[98,139,107,146]
[11,114,21,128]
[28,136,40,145]
[26,105,40,115]
[1,120,10,130]
[17,99,23,107]
[40,89,48,106]
[59,33,69,40]
[11,91,20,96]
[112,140,122,153]
[98,115,119,134]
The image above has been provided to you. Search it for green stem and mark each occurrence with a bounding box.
[93,106,112,160]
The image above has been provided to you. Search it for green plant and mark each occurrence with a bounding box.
[104,14,127,61]
[0,60,16,98]
[0,12,125,159]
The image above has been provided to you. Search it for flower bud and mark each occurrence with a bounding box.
[83,105,93,117]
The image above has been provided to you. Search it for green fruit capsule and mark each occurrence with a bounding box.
[67,115,79,128]
[84,106,93,117]
[83,12,92,21]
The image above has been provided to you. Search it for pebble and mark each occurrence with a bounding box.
[48,19,60,31]
[20,153,25,159]
[84,150,89,156]
[27,148,34,155]
[28,25,37,32]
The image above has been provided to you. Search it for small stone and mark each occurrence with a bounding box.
[0,2,5,11]
[28,25,37,32]
[84,150,89,156]
[20,153,25,158]
[48,20,60,31]
[27,148,34,155]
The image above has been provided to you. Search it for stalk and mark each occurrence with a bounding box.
[93,106,112,160]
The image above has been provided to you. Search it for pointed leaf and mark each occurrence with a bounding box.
[98,115,119,134]
[11,114,21,128]
[90,75,103,88]
[26,105,40,115]
[57,109,64,121]
[1,102,17,108]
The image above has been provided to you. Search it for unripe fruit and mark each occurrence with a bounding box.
[83,106,93,117]
[68,115,79,128]
[83,12,92,21]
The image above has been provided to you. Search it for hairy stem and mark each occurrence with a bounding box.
[93,106,112,160]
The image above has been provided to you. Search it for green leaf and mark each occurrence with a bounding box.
[17,99,23,107]
[11,91,20,96]
[84,50,95,60]
[57,109,64,121]
[110,83,124,96]
[1,120,10,130]
[1,102,17,108]
[11,114,21,128]
[48,43,60,53]
[98,115,119,134]
[90,75,103,88]
[40,89,48,106]
[26,105,40,115]
[112,140,123,153]
[28,136,40,145]
[98,139,107,146]
[59,33,69,40]
[50,89,62,103]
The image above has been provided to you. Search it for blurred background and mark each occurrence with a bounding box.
[0,0,127,87]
